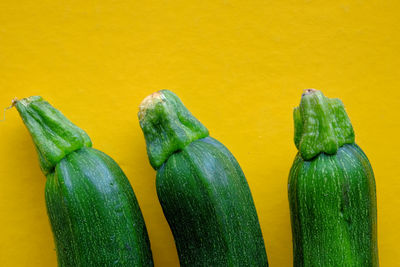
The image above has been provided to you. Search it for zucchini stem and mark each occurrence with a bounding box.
[294,89,355,160]
[138,90,209,169]
[14,96,92,174]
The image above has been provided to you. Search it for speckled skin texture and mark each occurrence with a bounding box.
[157,137,268,266]
[46,148,153,267]
[289,144,378,266]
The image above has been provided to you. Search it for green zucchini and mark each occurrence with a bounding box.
[15,96,153,267]
[138,90,268,266]
[288,89,378,266]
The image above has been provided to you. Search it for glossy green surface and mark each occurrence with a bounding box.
[289,144,378,266]
[16,96,153,267]
[289,90,378,267]
[158,137,268,266]
[46,148,153,266]
[139,90,268,266]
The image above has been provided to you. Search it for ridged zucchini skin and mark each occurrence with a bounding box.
[157,137,267,266]
[139,90,268,267]
[288,89,378,267]
[46,147,153,266]
[15,96,153,267]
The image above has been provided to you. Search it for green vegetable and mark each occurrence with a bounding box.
[138,90,268,266]
[15,96,153,267]
[288,89,378,266]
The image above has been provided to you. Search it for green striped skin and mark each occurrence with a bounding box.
[288,89,378,267]
[16,96,153,267]
[139,90,268,267]
[46,148,153,266]
[157,137,267,266]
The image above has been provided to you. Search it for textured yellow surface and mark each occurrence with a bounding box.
[0,1,399,266]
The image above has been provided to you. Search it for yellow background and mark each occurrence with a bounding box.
[0,1,399,266]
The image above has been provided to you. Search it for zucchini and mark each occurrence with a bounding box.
[15,96,153,267]
[288,89,378,266]
[138,90,268,266]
